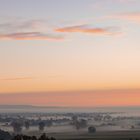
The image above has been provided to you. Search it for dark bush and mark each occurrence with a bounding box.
[88,126,96,133]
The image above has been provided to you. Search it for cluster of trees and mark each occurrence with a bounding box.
[71,115,87,130]
[73,119,87,130]
[11,121,23,134]
[12,133,56,140]
[71,115,96,133]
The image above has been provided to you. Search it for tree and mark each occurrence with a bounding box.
[88,126,96,134]
[38,121,45,132]
[72,115,78,122]
[71,115,78,125]
[46,120,53,127]
[25,121,30,130]
[79,119,87,128]
[11,121,23,134]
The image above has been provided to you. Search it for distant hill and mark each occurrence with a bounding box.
[0,105,34,109]
[0,105,71,113]
[0,105,63,109]
[0,105,140,114]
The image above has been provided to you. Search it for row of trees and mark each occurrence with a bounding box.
[11,121,46,134]
[11,115,96,134]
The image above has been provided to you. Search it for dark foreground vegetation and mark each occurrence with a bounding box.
[12,133,56,140]
[0,129,11,140]
[0,129,56,140]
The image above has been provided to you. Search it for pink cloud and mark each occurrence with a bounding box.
[56,25,119,35]
[0,32,63,40]
[0,19,64,40]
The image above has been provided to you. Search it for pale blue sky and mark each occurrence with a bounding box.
[0,0,140,106]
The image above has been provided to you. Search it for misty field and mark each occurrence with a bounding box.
[1,106,140,140]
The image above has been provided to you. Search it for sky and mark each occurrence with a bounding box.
[0,0,140,107]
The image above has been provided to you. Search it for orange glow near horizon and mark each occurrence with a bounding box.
[0,89,140,107]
